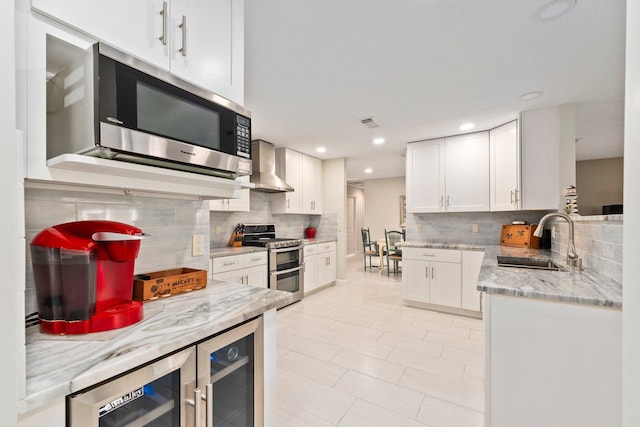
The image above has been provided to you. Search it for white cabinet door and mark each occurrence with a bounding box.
[245,265,267,288]
[31,0,170,69]
[302,155,323,214]
[402,259,430,303]
[169,0,245,104]
[445,132,490,212]
[212,269,244,284]
[429,261,462,307]
[520,107,562,210]
[406,139,445,213]
[490,121,520,211]
[316,242,336,287]
[209,176,250,211]
[304,252,317,293]
[272,148,303,213]
[461,250,484,311]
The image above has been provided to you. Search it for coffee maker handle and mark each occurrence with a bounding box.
[91,232,150,241]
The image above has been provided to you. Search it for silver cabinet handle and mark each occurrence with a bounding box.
[446,195,450,208]
[510,190,514,203]
[422,254,436,257]
[245,275,249,284]
[426,266,429,278]
[206,383,213,427]
[159,1,168,45]
[432,267,435,279]
[178,15,187,56]
[194,388,202,427]
[223,261,236,266]
[287,198,290,208]
[440,195,444,207]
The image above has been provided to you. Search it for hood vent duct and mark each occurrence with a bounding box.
[250,140,294,193]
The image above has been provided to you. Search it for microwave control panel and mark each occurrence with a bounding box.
[236,116,251,159]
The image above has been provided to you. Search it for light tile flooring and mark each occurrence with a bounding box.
[276,256,485,426]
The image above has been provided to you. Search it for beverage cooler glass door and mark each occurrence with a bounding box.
[68,347,196,426]
[196,317,264,427]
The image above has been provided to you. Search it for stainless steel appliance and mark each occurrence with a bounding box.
[250,140,294,192]
[68,317,264,426]
[242,224,304,303]
[46,40,251,179]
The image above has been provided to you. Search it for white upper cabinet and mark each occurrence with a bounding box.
[272,148,323,215]
[520,105,576,211]
[406,133,489,213]
[445,132,490,212]
[31,0,245,105]
[31,0,170,69]
[302,155,323,214]
[406,139,446,212]
[209,175,250,211]
[169,0,244,104]
[490,120,521,211]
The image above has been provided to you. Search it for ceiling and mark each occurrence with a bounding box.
[243,0,626,181]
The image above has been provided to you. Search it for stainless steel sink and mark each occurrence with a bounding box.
[496,256,561,271]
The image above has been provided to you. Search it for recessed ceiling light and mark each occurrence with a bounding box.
[459,123,475,131]
[373,138,385,145]
[519,91,544,101]
[535,0,577,22]
[316,147,326,153]
[364,168,373,174]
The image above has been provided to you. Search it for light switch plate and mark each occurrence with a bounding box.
[472,224,479,233]
[417,223,423,232]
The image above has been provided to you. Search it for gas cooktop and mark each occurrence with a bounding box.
[241,224,302,249]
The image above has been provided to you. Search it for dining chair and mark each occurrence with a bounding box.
[361,227,379,271]
[384,229,404,276]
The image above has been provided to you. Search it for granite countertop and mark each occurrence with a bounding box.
[303,238,337,245]
[21,282,295,415]
[210,246,268,258]
[478,245,622,309]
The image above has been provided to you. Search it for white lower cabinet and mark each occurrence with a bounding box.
[211,251,268,287]
[303,241,336,295]
[402,247,483,315]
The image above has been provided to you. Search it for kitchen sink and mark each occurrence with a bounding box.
[496,256,562,271]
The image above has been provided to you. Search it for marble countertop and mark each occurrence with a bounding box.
[398,241,485,251]
[303,238,337,245]
[478,245,622,309]
[21,282,295,415]
[210,246,268,257]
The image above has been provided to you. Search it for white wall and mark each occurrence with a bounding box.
[363,177,405,241]
[323,158,347,281]
[3,0,21,424]
[623,1,640,424]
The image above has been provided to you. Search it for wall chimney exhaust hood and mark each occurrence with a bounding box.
[250,140,294,192]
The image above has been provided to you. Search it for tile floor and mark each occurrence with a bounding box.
[276,256,485,426]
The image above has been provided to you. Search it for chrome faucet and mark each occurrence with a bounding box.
[533,212,582,270]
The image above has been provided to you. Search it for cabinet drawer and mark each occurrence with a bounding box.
[403,247,461,263]
[242,252,268,268]
[212,255,243,273]
[317,241,336,254]
[304,244,318,256]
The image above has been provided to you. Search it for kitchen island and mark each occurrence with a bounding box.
[20,281,295,426]
[478,246,622,427]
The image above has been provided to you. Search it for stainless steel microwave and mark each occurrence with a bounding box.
[46,42,252,179]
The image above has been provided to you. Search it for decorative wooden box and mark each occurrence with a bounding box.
[500,224,541,249]
[133,268,207,301]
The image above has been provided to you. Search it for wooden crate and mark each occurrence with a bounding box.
[133,268,207,301]
[500,224,541,249]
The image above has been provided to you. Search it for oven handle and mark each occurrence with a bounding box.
[271,264,304,277]
[270,244,304,254]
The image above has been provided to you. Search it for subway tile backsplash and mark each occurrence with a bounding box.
[550,216,623,283]
[24,188,210,315]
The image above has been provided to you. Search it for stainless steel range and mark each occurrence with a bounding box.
[242,224,304,303]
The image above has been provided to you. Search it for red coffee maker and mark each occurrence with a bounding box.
[30,220,147,335]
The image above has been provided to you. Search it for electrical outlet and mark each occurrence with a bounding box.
[417,223,423,232]
[192,234,205,257]
[551,226,556,239]
[472,223,479,233]
[215,226,221,236]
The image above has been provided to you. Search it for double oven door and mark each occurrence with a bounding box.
[269,244,304,302]
[68,317,264,427]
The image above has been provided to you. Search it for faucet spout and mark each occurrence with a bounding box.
[533,212,581,268]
